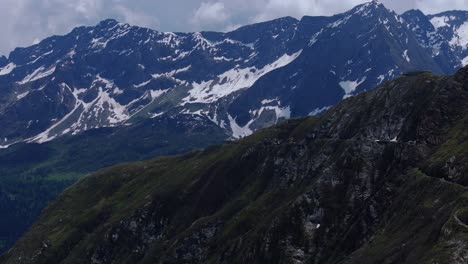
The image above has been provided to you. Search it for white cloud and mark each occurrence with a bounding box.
[114,5,160,28]
[252,0,366,23]
[0,0,106,55]
[190,1,231,30]
[0,0,161,56]
[72,0,103,19]
[415,0,468,14]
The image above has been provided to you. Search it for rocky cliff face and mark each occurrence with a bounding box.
[2,66,468,264]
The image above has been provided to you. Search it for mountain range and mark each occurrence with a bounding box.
[0,1,467,145]
[1,0,468,257]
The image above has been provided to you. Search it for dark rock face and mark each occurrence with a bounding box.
[2,66,468,264]
[0,2,466,145]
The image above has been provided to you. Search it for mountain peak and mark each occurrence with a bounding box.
[403,9,426,17]
[361,0,385,9]
[97,19,121,29]
[348,0,391,18]
[325,0,393,30]
[368,0,382,5]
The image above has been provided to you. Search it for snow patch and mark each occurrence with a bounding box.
[462,56,468,66]
[0,143,13,149]
[228,115,253,139]
[16,91,29,100]
[309,30,323,46]
[150,112,164,118]
[261,98,277,104]
[449,22,468,50]
[339,77,366,98]
[402,50,411,62]
[377,69,396,85]
[184,50,302,104]
[94,75,114,90]
[0,63,16,76]
[66,49,76,58]
[430,16,450,30]
[150,89,167,99]
[134,79,152,88]
[94,88,130,124]
[113,87,124,95]
[29,86,82,143]
[271,105,290,119]
[214,56,233,62]
[377,74,385,84]
[309,106,331,116]
[152,65,191,79]
[251,105,291,120]
[30,83,131,143]
[90,37,110,49]
[29,50,54,64]
[19,66,56,84]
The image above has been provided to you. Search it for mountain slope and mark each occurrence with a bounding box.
[3,66,468,264]
[0,2,465,145]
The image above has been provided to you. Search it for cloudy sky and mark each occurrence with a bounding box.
[0,0,467,56]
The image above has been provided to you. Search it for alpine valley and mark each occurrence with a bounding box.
[0,0,468,257]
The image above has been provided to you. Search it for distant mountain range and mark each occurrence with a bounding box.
[0,1,467,145]
[0,0,468,255]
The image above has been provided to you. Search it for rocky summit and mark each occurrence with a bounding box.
[2,63,468,263]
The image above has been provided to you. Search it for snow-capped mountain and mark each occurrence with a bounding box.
[427,11,468,65]
[0,1,466,145]
[402,9,468,71]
